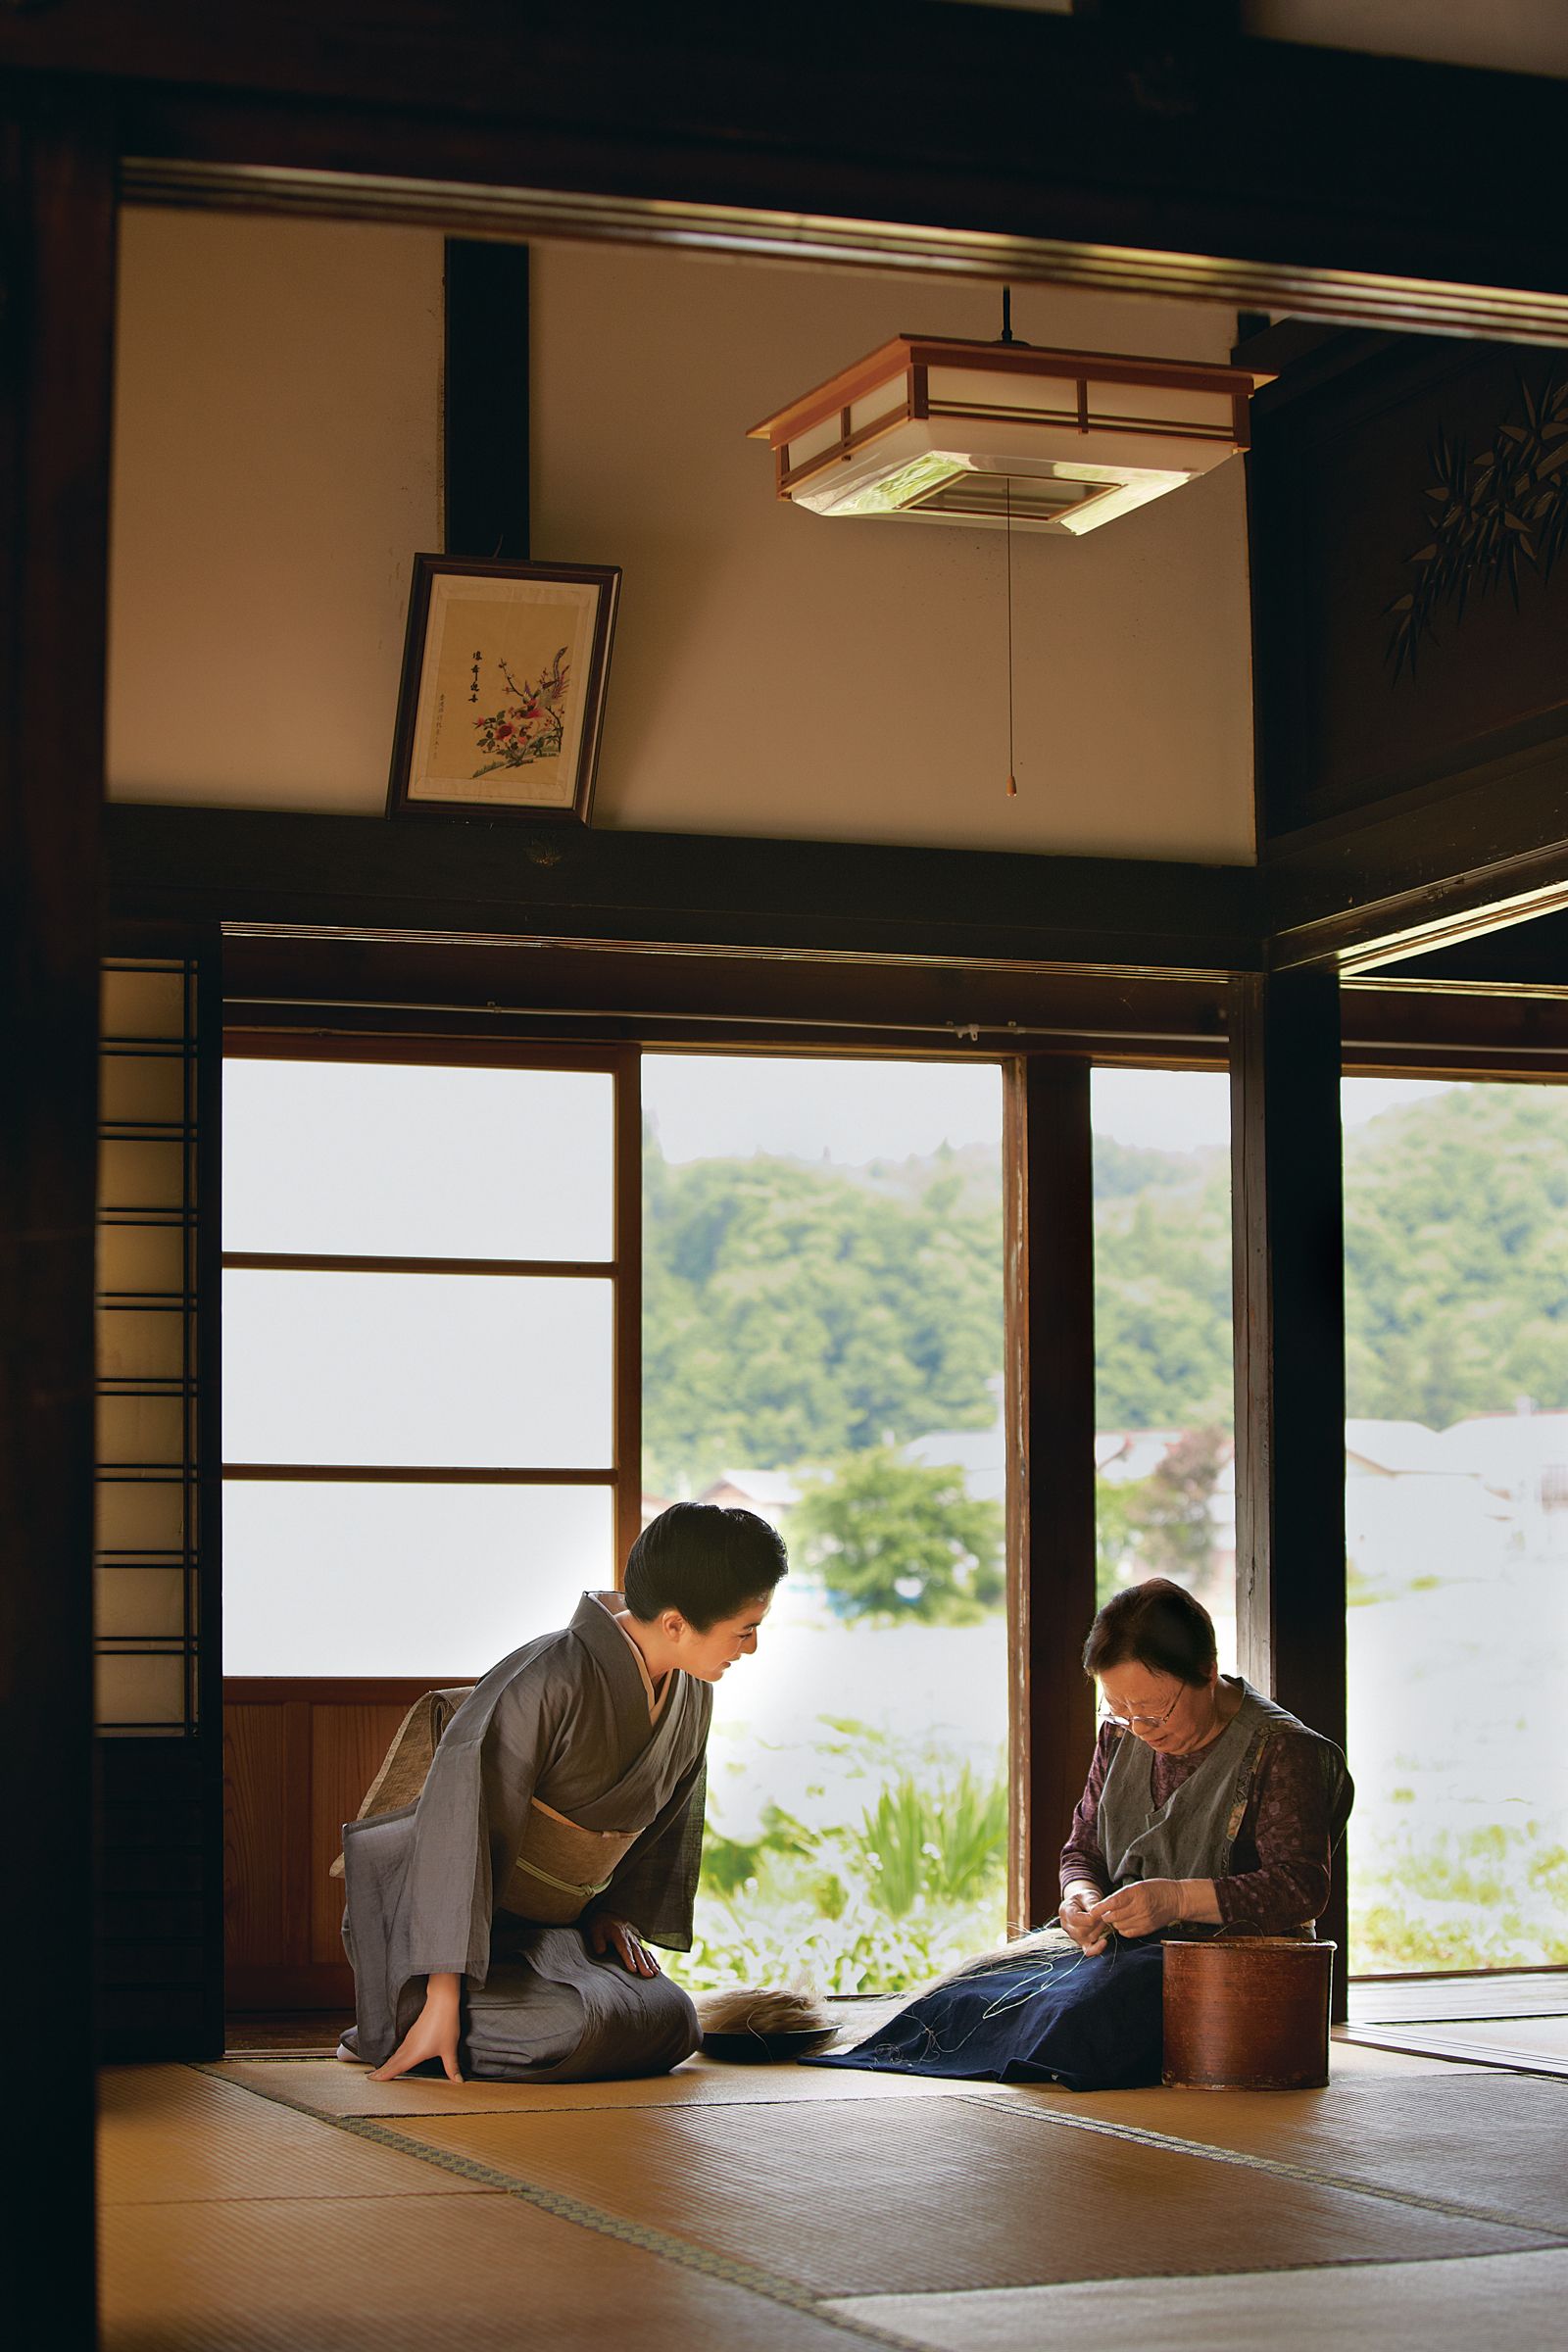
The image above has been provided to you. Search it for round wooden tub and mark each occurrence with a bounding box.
[1162,1937,1336,2089]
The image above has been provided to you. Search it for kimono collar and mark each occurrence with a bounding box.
[577,1591,674,1726]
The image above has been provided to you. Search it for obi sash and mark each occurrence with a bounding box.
[499,1796,641,1925]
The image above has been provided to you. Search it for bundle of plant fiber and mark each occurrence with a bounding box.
[695,1985,839,2059]
[929,1922,1089,1988]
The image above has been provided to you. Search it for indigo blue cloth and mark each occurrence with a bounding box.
[807,1936,1165,2091]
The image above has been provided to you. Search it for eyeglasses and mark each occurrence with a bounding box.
[1099,1682,1185,1734]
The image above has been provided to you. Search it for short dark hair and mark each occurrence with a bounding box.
[623,1502,788,1631]
[1082,1577,1217,1687]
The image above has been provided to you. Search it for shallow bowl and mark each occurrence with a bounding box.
[701,2025,840,2064]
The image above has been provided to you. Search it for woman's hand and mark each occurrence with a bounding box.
[588,1915,661,1977]
[1090,1879,1186,1940]
[368,1971,463,2082]
[1058,1886,1112,1955]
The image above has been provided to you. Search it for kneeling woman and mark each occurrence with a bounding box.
[343,1502,787,2084]
[816,1578,1350,2090]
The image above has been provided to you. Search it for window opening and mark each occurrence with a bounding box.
[1091,1067,1236,1669]
[220,1052,631,1677]
[1343,1075,1568,1975]
[641,1052,1009,1997]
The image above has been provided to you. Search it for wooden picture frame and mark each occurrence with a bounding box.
[387,556,620,822]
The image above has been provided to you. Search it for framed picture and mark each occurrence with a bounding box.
[387,556,621,822]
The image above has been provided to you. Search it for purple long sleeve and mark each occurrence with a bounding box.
[1058,1720,1333,1932]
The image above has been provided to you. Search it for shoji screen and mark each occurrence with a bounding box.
[95,956,222,2057]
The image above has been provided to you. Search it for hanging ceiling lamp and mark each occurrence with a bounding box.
[748,333,1273,535]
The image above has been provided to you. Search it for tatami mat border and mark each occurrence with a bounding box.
[962,2094,1568,2240]
[214,2046,345,2063]
[190,2064,931,2352]
[209,2052,983,2113]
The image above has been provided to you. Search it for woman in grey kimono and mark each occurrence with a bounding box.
[815,1577,1350,2089]
[342,1502,788,2084]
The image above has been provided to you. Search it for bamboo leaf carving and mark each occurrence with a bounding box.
[1386,365,1568,681]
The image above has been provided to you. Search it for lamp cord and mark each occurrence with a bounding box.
[1005,475,1017,797]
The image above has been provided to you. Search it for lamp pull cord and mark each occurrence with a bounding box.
[1005,475,1017,798]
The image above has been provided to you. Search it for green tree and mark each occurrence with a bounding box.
[1095,1430,1226,1607]
[646,1086,1568,1494]
[643,1137,1004,1494]
[1127,1425,1228,1580]
[791,1448,1004,1624]
[1094,1179,1234,1431]
[1094,1133,1200,1201]
[1345,1087,1568,1425]
[1095,1474,1141,1606]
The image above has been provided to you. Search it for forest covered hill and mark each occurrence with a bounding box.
[642,1086,1568,1493]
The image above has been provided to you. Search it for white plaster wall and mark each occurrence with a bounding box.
[532,245,1254,860]
[961,1,1568,78]
[107,211,442,812]
[1246,2,1568,78]
[109,212,1256,861]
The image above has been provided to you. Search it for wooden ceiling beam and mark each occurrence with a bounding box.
[105,803,1261,980]
[109,808,1568,1078]
[1264,744,1568,976]
[6,9,1568,340]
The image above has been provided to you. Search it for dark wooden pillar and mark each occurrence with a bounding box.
[612,1048,643,1574]
[1004,1057,1099,1932]
[0,81,117,2349]
[443,240,529,561]
[1229,972,1349,2004]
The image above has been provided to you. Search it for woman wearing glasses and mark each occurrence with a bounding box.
[814,1577,1350,2090]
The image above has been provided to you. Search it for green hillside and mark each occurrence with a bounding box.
[643,1142,1003,1494]
[1346,1084,1568,1426]
[642,1085,1568,1491]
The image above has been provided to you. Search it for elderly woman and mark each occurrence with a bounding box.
[815,1577,1350,2090]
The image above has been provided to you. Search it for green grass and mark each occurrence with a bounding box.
[685,1728,1008,1993]
[1351,1821,1568,1971]
[691,1729,1568,1989]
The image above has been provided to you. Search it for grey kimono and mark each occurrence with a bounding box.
[342,1592,712,2081]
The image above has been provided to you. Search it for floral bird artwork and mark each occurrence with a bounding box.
[471,646,570,773]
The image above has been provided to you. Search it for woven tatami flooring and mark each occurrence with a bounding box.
[100,2037,1568,2351]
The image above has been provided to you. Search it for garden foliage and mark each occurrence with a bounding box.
[680,1731,1010,1994]
[647,1087,1568,1982]
[792,1447,1004,1624]
[643,1137,1003,1496]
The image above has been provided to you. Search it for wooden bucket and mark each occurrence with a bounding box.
[1162,1937,1335,2089]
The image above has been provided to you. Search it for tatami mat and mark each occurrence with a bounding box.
[1349,1973,1568,2025]
[988,2072,1568,2236]
[827,2247,1568,2352]
[385,2094,1552,2299]
[101,2052,1567,2350]
[212,2051,997,2119]
[1395,2016,1568,2057]
[1322,2034,1485,2077]
[97,2067,486,2207]
[1344,2017,1568,2078]
[100,2190,902,2352]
